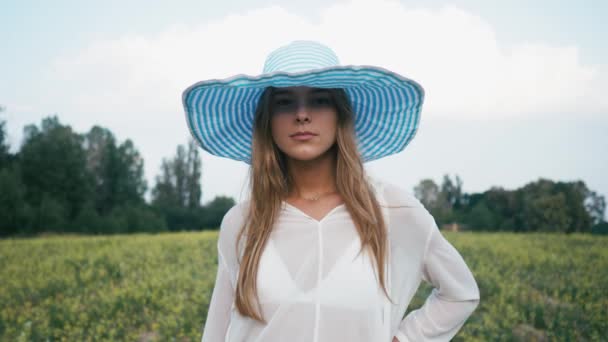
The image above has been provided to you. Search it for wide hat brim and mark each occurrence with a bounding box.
[182,64,424,164]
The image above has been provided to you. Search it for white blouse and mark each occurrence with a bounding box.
[201,177,480,342]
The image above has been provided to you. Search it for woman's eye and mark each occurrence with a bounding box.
[274,98,293,107]
[311,97,332,106]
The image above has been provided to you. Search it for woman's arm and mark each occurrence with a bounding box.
[200,243,235,342]
[394,219,480,342]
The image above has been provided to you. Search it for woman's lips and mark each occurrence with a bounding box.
[291,132,316,141]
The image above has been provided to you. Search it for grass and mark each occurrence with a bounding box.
[1,231,606,341]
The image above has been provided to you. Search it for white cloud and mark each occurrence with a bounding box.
[47,0,606,121]
[30,0,607,202]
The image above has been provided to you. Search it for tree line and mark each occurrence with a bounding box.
[414,174,607,234]
[0,109,234,237]
[1,108,606,236]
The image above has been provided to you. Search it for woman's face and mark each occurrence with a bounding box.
[270,86,338,162]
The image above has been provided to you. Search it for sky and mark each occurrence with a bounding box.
[1,0,607,213]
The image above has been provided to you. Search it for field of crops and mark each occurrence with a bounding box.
[1,231,606,341]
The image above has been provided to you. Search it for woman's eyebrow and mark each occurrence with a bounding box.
[271,88,330,97]
[272,89,293,96]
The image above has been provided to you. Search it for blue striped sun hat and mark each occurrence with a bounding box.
[182,40,425,164]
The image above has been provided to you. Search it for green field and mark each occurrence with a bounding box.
[1,231,606,341]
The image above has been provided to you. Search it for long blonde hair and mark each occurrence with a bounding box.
[233,86,394,323]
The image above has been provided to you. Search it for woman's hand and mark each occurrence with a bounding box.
[392,337,400,342]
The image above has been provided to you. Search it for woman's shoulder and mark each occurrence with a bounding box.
[369,176,424,208]
[220,199,250,231]
[369,176,436,229]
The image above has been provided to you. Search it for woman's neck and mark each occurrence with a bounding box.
[286,149,337,197]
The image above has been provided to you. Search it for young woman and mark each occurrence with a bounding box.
[183,40,480,342]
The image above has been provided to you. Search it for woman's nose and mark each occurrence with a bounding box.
[295,105,311,123]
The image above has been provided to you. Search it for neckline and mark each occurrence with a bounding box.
[282,201,346,223]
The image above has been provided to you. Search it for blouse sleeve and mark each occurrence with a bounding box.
[200,240,235,342]
[394,218,480,342]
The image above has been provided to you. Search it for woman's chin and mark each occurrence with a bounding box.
[284,149,330,163]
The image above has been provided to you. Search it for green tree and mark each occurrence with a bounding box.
[30,193,68,233]
[482,187,521,231]
[107,204,167,234]
[591,221,608,235]
[185,139,202,209]
[0,105,10,169]
[152,139,203,230]
[71,201,104,234]
[19,116,93,223]
[414,178,440,209]
[414,175,465,225]
[584,190,606,226]
[523,192,572,232]
[200,196,236,229]
[467,201,497,230]
[440,174,464,210]
[555,180,594,233]
[0,167,31,236]
[83,126,147,215]
[518,179,593,233]
[152,139,202,209]
[84,126,114,214]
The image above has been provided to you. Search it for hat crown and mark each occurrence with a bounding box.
[262,40,340,74]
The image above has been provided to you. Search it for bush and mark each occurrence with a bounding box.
[591,221,608,235]
[0,167,29,236]
[199,196,235,230]
[108,205,167,234]
[30,194,69,234]
[71,201,105,234]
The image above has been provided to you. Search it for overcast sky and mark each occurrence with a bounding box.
[1,0,607,210]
